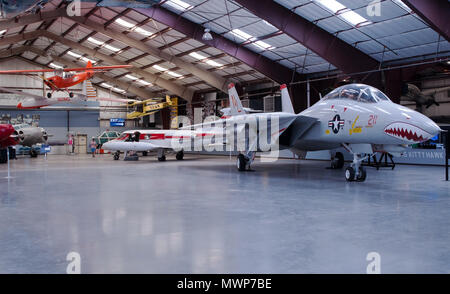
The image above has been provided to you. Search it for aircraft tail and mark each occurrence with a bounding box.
[86,61,94,74]
[228,83,245,116]
[280,84,295,114]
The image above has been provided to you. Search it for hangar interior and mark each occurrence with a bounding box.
[0,0,449,274]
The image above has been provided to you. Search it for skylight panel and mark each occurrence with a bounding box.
[165,0,193,11]
[230,29,275,50]
[0,29,7,35]
[230,29,253,41]
[153,65,168,71]
[206,60,223,67]
[103,44,120,52]
[137,80,152,86]
[49,63,63,69]
[101,83,113,88]
[189,52,207,60]
[87,37,104,46]
[125,74,138,80]
[115,18,154,37]
[67,51,82,58]
[113,87,126,93]
[168,71,182,78]
[115,18,135,29]
[392,0,413,13]
[134,27,153,37]
[189,52,224,67]
[314,0,371,27]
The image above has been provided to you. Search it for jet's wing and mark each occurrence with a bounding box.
[0,87,47,101]
[421,86,450,96]
[74,93,138,103]
[279,115,319,147]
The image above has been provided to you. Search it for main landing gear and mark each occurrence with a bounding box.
[176,150,184,160]
[345,153,367,182]
[236,152,255,172]
[113,151,120,160]
[157,149,166,162]
[330,152,344,169]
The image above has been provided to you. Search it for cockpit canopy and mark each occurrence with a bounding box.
[323,84,391,103]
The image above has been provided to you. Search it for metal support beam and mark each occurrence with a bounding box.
[69,16,229,93]
[136,7,301,85]
[0,31,194,101]
[0,7,68,31]
[403,0,450,42]
[234,0,380,75]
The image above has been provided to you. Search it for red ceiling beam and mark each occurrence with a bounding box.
[234,0,380,75]
[402,0,450,42]
[136,7,302,84]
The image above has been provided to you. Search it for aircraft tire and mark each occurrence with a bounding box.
[331,152,344,169]
[345,166,355,182]
[142,151,148,156]
[47,93,52,98]
[356,167,367,182]
[237,154,248,172]
[158,155,166,162]
[113,152,120,160]
[176,151,184,160]
[30,149,38,158]
[69,92,74,98]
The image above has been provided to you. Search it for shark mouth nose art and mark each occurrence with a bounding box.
[384,122,432,143]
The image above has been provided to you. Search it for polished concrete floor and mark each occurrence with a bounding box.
[0,154,449,274]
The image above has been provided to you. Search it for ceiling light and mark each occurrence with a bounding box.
[49,63,63,69]
[165,0,193,11]
[202,28,213,41]
[153,65,168,71]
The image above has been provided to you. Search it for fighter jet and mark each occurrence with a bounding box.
[13,124,49,157]
[273,83,440,181]
[401,83,450,111]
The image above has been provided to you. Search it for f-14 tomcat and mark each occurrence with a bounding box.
[279,83,441,181]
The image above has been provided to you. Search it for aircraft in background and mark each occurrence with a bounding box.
[0,0,160,19]
[102,84,263,161]
[13,123,49,157]
[0,124,18,163]
[0,61,131,102]
[401,83,450,111]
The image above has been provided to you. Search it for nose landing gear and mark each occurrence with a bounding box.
[345,154,367,182]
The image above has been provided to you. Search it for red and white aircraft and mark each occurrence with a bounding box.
[0,61,134,109]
